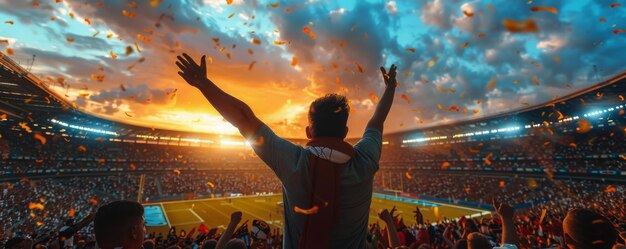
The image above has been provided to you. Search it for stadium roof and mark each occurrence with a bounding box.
[1,52,624,142]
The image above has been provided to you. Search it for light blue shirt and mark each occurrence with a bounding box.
[250,125,382,249]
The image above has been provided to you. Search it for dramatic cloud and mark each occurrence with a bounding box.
[1,0,624,138]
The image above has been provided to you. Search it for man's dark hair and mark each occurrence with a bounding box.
[94,200,144,248]
[467,233,491,249]
[308,94,350,138]
[563,208,618,249]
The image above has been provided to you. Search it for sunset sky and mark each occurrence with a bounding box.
[1,0,625,138]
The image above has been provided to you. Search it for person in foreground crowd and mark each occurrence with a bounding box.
[176,53,397,249]
[94,201,145,249]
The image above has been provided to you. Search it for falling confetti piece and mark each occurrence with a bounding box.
[91,74,105,82]
[499,181,505,188]
[28,203,44,210]
[294,205,319,214]
[618,95,624,101]
[487,77,497,90]
[173,169,181,175]
[610,3,621,8]
[569,143,577,148]
[69,208,75,217]
[303,26,316,39]
[463,10,474,17]
[291,56,297,67]
[248,61,256,70]
[129,164,137,170]
[478,33,488,38]
[137,34,152,42]
[125,46,134,56]
[6,48,14,55]
[405,48,416,53]
[33,134,47,145]
[226,0,233,5]
[599,18,606,22]
[122,10,136,17]
[556,110,564,120]
[110,50,117,59]
[576,119,592,133]
[207,182,215,188]
[472,109,480,115]
[32,1,40,6]
[503,19,538,33]
[251,38,261,45]
[613,29,626,34]
[533,75,540,86]
[405,170,413,179]
[619,154,626,160]
[134,42,141,53]
[427,56,440,67]
[459,42,469,49]
[401,94,411,104]
[274,40,288,45]
[604,185,616,193]
[271,2,279,8]
[368,92,379,103]
[441,161,450,169]
[530,6,558,13]
[78,145,87,152]
[124,112,133,117]
[149,0,163,7]
[355,63,364,73]
[227,12,235,18]
[84,18,91,25]
[89,197,98,204]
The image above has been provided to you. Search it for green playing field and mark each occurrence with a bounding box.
[144,194,489,235]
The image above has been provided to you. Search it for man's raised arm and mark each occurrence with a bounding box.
[176,53,263,138]
[366,64,397,132]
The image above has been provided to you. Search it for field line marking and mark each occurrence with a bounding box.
[189,208,205,222]
[160,202,172,228]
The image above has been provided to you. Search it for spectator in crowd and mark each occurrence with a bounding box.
[94,201,145,249]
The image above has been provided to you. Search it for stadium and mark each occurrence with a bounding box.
[1,1,626,249]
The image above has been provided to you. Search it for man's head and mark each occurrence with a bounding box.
[94,200,145,249]
[307,94,349,139]
[563,208,617,249]
[467,233,491,249]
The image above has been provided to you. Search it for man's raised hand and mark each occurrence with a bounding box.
[380,64,398,87]
[176,53,207,87]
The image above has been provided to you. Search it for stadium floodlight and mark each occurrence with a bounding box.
[50,119,119,136]
[220,139,248,147]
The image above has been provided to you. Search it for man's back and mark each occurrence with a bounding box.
[251,126,382,249]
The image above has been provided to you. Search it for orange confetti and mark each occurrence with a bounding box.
[248,61,256,70]
[303,26,316,39]
[122,10,136,18]
[6,48,14,55]
[604,185,617,193]
[32,1,40,7]
[33,134,47,145]
[472,109,480,115]
[499,181,505,188]
[291,56,297,67]
[137,34,152,42]
[463,10,474,17]
[89,197,98,205]
[618,95,624,101]
[66,37,75,42]
[405,170,413,180]
[251,38,261,45]
[610,3,622,8]
[599,18,606,22]
[5,21,14,25]
[405,48,416,53]
[355,63,364,73]
[477,33,488,38]
[401,94,411,104]
[294,205,319,215]
[533,75,540,86]
[614,29,626,35]
[69,208,75,217]
[427,56,440,67]
[484,152,493,165]
[84,18,91,25]
[129,164,137,170]
[227,13,235,18]
[271,2,279,8]
[503,19,538,33]
[487,77,497,90]
[29,202,44,210]
[91,74,105,82]
[173,169,181,175]
[134,42,141,53]
[530,6,558,14]
[619,154,626,160]
[459,42,469,49]
[569,143,577,148]
[274,40,288,45]
[78,145,87,152]
[226,0,233,5]
[149,0,163,7]
[441,161,450,169]
[368,92,379,103]
[110,50,117,59]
